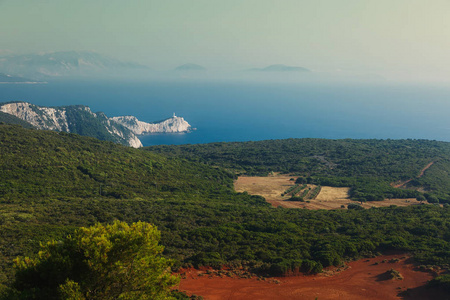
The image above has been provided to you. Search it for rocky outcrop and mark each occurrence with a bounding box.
[0,102,192,148]
[0,102,70,131]
[0,102,191,148]
[111,114,191,135]
[0,102,141,147]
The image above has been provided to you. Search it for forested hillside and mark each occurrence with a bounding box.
[147,139,450,203]
[0,111,34,128]
[0,124,232,202]
[1,125,449,290]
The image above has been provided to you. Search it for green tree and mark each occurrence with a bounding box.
[426,195,440,204]
[416,194,426,204]
[8,221,179,300]
[295,177,307,184]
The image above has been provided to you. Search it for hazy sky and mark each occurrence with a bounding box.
[1,0,450,80]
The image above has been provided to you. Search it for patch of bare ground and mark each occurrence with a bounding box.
[361,198,421,209]
[178,254,439,300]
[234,175,296,201]
[235,175,422,210]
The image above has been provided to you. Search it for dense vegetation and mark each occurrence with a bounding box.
[1,125,449,293]
[147,139,450,203]
[4,221,178,300]
[0,125,233,202]
[0,112,34,129]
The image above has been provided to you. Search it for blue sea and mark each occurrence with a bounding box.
[2,79,450,146]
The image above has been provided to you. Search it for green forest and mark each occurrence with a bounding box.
[148,138,450,203]
[1,125,450,297]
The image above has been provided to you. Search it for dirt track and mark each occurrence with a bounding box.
[393,161,435,188]
[178,254,439,300]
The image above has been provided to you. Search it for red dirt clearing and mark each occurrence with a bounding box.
[178,254,439,300]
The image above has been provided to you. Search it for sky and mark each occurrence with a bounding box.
[1,0,450,80]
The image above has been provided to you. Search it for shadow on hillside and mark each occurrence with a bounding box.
[398,285,448,300]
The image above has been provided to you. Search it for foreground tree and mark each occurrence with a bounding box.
[6,221,179,300]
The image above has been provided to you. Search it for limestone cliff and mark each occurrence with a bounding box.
[0,102,192,148]
[111,114,191,135]
[0,102,70,131]
[0,102,142,147]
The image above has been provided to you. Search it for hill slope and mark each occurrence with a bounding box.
[1,126,449,288]
[0,124,231,202]
[0,111,34,128]
[147,138,450,203]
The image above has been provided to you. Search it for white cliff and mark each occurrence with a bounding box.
[0,102,192,148]
[111,113,191,135]
[0,102,142,148]
[0,102,70,131]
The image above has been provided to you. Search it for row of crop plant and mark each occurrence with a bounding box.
[281,184,307,197]
[290,184,307,196]
[299,187,311,199]
[307,185,322,200]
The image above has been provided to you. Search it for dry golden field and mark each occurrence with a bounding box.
[234,175,420,210]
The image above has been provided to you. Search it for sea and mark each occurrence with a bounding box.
[2,79,450,146]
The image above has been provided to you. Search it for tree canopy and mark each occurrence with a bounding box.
[5,221,178,300]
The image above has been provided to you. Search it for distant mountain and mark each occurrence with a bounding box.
[249,64,311,72]
[174,63,206,71]
[0,51,150,79]
[0,102,192,147]
[0,73,40,83]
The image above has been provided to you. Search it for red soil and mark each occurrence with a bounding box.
[178,254,440,300]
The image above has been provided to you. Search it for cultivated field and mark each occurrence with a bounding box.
[234,175,421,210]
[234,175,295,201]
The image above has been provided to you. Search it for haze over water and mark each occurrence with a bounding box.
[2,1,450,146]
[2,80,450,146]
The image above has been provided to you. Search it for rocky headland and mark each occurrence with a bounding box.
[0,102,191,148]
[111,114,191,135]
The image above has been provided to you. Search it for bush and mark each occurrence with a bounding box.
[348,203,364,210]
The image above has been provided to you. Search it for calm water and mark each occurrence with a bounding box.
[2,80,450,146]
